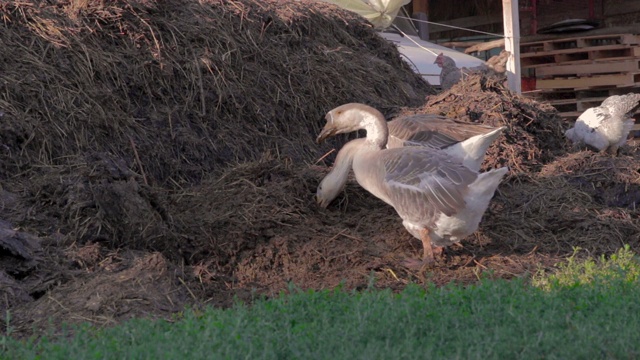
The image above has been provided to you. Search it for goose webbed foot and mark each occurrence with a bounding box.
[402,229,444,269]
[402,257,432,269]
[606,145,620,156]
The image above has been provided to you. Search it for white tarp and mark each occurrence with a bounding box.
[380,32,486,85]
[322,0,487,86]
[323,0,410,29]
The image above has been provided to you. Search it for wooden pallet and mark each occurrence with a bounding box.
[530,86,640,102]
[535,59,640,77]
[523,53,640,70]
[532,84,640,94]
[544,96,608,113]
[537,72,640,90]
[521,46,640,67]
[521,33,640,54]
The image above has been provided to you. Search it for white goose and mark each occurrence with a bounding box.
[565,93,640,154]
[316,103,508,267]
[316,103,505,207]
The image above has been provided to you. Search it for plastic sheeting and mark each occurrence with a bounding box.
[323,0,411,29]
[322,0,487,86]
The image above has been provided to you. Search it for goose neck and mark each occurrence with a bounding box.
[358,109,389,149]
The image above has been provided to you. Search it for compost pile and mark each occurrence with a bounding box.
[1,0,639,338]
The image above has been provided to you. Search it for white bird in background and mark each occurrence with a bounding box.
[565,93,640,154]
[316,103,508,268]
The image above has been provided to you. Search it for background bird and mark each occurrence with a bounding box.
[434,51,510,90]
[565,93,640,154]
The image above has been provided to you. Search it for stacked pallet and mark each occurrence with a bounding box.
[521,33,640,125]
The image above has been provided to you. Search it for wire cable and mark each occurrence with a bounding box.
[395,15,509,39]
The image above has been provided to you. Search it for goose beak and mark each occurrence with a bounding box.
[316,125,337,144]
[315,194,330,208]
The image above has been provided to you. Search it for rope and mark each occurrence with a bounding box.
[395,15,507,38]
[391,24,439,56]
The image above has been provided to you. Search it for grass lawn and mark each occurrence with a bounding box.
[2,247,640,360]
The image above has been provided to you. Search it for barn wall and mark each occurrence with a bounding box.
[417,0,640,41]
[602,0,640,27]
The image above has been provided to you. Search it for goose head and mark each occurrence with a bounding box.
[316,103,378,143]
[315,138,363,208]
[316,175,341,208]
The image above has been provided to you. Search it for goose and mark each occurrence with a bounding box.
[565,93,640,154]
[316,103,508,268]
[316,103,505,207]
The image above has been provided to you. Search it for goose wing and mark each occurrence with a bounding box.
[388,114,495,149]
[380,148,477,222]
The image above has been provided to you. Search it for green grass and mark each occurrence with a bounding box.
[533,245,640,290]
[3,248,640,360]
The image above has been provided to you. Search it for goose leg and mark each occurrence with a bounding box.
[420,228,435,264]
[402,229,435,269]
[432,245,444,258]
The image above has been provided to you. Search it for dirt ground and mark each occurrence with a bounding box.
[1,0,640,339]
